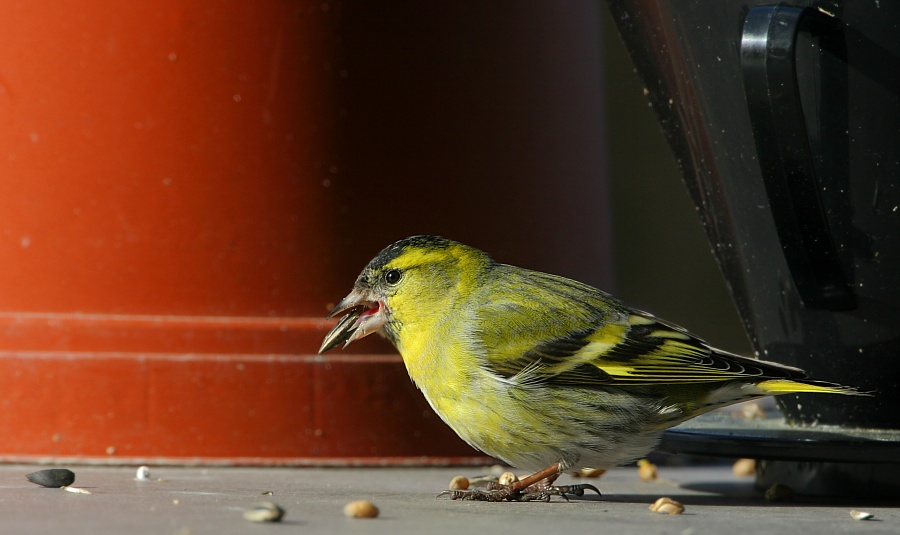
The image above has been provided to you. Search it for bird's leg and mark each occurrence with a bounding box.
[440,463,601,502]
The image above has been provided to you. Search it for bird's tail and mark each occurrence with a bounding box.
[756,379,869,396]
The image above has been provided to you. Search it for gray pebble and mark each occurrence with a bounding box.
[26,468,76,488]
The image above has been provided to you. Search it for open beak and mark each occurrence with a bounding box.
[318,286,389,354]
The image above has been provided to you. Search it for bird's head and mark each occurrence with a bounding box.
[318,235,492,353]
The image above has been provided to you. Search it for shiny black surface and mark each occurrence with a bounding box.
[604,0,900,429]
[661,412,900,463]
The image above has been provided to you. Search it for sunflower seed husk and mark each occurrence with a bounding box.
[318,308,361,353]
[26,468,75,488]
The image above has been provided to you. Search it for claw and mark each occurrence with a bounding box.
[539,483,602,499]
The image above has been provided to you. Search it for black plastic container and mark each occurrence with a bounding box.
[604,0,899,489]
[608,0,900,497]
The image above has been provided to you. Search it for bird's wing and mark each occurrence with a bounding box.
[479,308,806,388]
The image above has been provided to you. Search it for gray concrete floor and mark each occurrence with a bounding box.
[1,463,897,534]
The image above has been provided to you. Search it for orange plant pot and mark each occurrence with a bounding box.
[0,1,611,464]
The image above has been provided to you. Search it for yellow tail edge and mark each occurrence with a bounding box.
[758,379,870,396]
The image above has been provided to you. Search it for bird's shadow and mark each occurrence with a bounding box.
[591,480,899,508]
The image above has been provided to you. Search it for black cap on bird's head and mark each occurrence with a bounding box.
[350,235,459,291]
[363,236,454,274]
[318,236,461,354]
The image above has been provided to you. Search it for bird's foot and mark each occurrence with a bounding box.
[519,483,602,502]
[438,463,601,502]
[439,481,601,502]
[438,481,517,502]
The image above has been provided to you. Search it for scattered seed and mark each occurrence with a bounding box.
[656,502,685,515]
[764,483,794,502]
[741,402,765,420]
[498,471,518,486]
[26,468,76,488]
[135,466,152,481]
[849,510,874,521]
[243,502,285,523]
[261,491,274,496]
[649,497,684,515]
[62,486,92,495]
[343,499,379,518]
[173,499,180,505]
[575,468,607,478]
[638,459,658,482]
[658,502,682,515]
[732,458,756,477]
[448,476,469,491]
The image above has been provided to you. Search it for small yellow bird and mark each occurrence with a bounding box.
[319,236,863,501]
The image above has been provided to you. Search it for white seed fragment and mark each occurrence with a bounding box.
[849,510,874,521]
[62,486,92,494]
[574,468,607,478]
[343,499,379,518]
[243,502,285,523]
[135,466,152,481]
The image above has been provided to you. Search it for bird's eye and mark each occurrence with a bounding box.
[384,268,403,285]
